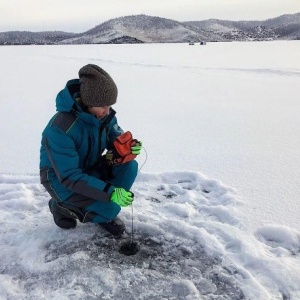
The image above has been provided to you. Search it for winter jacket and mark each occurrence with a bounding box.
[39,79,123,203]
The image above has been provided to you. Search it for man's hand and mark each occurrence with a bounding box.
[131,141,142,155]
[110,188,134,207]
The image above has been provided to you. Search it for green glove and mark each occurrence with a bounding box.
[111,188,134,207]
[131,141,142,155]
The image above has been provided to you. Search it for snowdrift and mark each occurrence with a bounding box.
[1,171,299,299]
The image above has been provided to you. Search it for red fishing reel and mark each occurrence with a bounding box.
[105,131,141,165]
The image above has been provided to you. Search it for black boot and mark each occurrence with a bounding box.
[99,217,125,236]
[48,199,77,229]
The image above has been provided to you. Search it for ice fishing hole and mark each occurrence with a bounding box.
[119,240,140,256]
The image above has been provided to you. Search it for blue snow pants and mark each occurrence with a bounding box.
[58,160,138,223]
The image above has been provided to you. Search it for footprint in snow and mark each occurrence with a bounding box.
[255,225,300,255]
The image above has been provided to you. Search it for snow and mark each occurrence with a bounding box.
[0,41,300,299]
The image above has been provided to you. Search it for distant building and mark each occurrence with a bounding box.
[200,41,206,45]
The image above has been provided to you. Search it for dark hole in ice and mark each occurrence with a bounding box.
[119,240,140,256]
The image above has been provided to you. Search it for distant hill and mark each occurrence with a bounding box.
[185,13,300,41]
[61,15,211,44]
[0,31,76,45]
[0,13,299,45]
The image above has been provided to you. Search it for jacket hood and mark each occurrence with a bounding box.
[56,79,82,113]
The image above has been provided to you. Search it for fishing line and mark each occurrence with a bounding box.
[138,146,148,172]
[120,146,148,255]
[131,146,147,242]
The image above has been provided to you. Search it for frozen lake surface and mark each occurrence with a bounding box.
[0,41,299,299]
[1,41,299,229]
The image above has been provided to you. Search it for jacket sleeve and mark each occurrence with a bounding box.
[44,126,115,202]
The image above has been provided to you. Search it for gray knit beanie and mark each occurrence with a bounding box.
[78,64,118,107]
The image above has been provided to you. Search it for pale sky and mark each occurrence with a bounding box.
[1,0,300,33]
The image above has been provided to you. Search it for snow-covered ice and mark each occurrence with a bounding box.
[0,41,300,299]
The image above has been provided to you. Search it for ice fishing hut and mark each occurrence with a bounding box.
[199,41,206,45]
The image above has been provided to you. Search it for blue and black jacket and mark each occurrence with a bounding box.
[39,79,123,203]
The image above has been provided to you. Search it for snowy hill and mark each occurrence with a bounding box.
[185,13,300,41]
[0,31,76,45]
[265,13,300,40]
[0,13,299,45]
[60,15,210,44]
